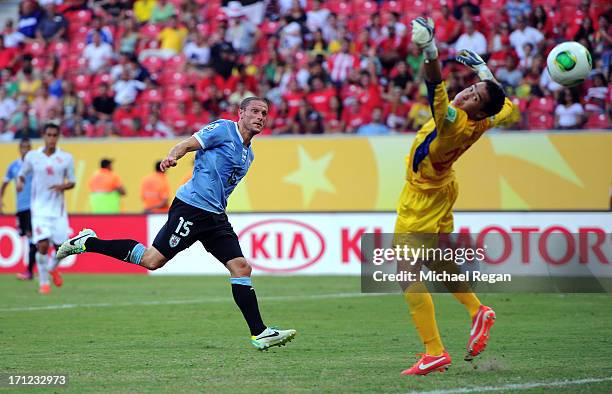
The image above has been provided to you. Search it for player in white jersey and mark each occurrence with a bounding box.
[17,124,75,294]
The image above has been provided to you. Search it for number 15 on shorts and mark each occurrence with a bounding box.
[175,217,193,237]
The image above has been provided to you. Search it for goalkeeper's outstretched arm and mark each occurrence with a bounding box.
[411,17,442,84]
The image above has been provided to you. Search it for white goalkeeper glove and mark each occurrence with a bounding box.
[455,49,494,81]
[411,17,438,60]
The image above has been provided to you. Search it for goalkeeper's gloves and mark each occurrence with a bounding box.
[411,17,438,60]
[455,49,494,81]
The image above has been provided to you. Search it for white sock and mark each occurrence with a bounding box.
[36,252,49,286]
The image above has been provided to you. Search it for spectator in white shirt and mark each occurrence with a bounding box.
[539,67,563,97]
[183,34,210,65]
[454,19,487,56]
[555,89,585,129]
[2,19,26,48]
[306,0,330,33]
[278,0,306,16]
[322,12,340,44]
[113,69,145,105]
[496,55,524,89]
[83,30,114,73]
[0,87,17,120]
[225,10,259,54]
[382,12,407,38]
[509,16,544,59]
[584,73,608,114]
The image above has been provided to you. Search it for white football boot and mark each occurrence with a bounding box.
[250,327,297,351]
[56,228,97,260]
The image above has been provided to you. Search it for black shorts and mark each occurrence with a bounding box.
[16,210,32,236]
[152,198,243,264]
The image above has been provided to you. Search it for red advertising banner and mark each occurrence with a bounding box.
[0,215,148,274]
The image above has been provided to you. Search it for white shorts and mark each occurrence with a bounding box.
[31,215,69,245]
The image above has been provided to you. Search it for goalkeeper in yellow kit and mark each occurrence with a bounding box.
[397,18,514,376]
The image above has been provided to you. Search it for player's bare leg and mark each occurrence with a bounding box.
[226,257,296,350]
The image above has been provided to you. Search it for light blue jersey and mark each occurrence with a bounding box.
[4,159,32,212]
[176,119,254,213]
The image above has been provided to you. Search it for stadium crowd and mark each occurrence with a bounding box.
[0,0,610,139]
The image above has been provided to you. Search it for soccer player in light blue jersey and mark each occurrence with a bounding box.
[57,97,296,350]
[1,138,36,281]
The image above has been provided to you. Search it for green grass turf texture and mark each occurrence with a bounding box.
[1,275,611,393]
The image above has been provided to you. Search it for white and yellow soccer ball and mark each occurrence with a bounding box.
[546,41,592,87]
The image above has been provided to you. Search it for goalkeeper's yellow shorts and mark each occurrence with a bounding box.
[394,180,459,235]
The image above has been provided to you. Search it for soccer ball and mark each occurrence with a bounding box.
[546,41,592,87]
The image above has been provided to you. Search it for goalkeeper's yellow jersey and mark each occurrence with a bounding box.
[405,81,514,190]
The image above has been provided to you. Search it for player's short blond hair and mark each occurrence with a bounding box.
[239,97,270,111]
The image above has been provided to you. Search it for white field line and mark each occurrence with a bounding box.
[409,376,612,394]
[0,292,392,313]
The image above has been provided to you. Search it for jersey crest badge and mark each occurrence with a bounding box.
[445,107,457,123]
[202,122,220,132]
[169,234,181,248]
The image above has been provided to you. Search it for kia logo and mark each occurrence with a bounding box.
[238,219,326,272]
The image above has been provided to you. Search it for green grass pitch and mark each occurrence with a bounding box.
[1,275,611,393]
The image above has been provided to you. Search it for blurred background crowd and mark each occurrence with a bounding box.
[0,0,610,140]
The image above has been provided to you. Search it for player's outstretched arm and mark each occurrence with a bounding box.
[160,136,201,172]
[455,49,498,84]
[0,181,9,213]
[411,17,442,83]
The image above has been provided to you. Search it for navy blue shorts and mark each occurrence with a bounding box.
[152,198,243,264]
[16,210,32,236]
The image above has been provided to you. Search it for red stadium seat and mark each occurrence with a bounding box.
[527,112,554,130]
[481,8,505,25]
[70,40,86,54]
[161,103,183,122]
[585,113,611,129]
[403,0,428,13]
[327,2,352,17]
[93,73,112,86]
[171,117,189,131]
[140,89,163,104]
[140,24,162,39]
[532,0,557,6]
[141,56,165,73]
[166,55,186,71]
[361,1,378,15]
[77,90,92,105]
[73,74,91,91]
[260,20,280,35]
[528,97,555,114]
[162,71,188,87]
[49,41,69,57]
[31,57,47,71]
[164,88,189,102]
[481,0,505,7]
[69,25,89,41]
[25,41,46,57]
[204,1,222,19]
[65,9,92,26]
[380,0,401,13]
[67,56,88,71]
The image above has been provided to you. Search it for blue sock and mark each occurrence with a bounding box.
[127,243,146,265]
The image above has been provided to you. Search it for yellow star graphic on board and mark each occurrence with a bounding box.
[283,146,336,207]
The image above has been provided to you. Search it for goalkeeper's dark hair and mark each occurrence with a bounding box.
[482,80,506,117]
